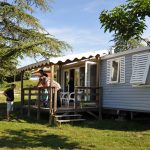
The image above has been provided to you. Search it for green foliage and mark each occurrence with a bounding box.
[0,58,17,82]
[23,71,31,80]
[0,0,70,80]
[0,80,38,91]
[0,80,9,89]
[99,0,150,52]
[112,34,144,53]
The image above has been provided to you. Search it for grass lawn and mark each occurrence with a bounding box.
[0,80,37,91]
[0,90,150,149]
[0,113,150,150]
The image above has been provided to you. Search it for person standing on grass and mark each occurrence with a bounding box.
[3,84,16,121]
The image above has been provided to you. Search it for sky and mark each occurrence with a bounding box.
[19,0,150,67]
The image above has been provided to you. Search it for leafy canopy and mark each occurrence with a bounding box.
[112,34,144,53]
[99,0,150,52]
[0,0,70,80]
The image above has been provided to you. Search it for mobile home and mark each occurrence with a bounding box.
[100,46,150,113]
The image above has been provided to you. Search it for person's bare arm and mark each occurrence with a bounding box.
[37,80,41,87]
[36,77,42,87]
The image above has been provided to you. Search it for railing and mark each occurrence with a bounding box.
[74,86,103,120]
[22,86,57,122]
[22,86,103,121]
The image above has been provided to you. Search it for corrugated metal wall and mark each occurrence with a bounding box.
[100,51,150,112]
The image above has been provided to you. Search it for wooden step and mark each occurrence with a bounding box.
[55,114,82,118]
[57,118,86,123]
[84,102,96,107]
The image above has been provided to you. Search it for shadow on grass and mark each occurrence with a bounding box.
[0,102,50,127]
[75,119,150,132]
[1,101,150,133]
[0,102,81,149]
[0,129,79,149]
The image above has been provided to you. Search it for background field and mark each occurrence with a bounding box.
[0,80,37,91]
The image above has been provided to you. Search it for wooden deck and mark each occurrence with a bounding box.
[23,103,99,113]
[21,86,102,125]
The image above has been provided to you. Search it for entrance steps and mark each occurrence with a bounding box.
[54,113,86,125]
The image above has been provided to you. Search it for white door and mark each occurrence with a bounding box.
[85,61,97,87]
[85,61,97,101]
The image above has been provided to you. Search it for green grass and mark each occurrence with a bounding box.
[0,80,37,91]
[0,92,21,105]
[0,113,150,150]
[1,90,150,149]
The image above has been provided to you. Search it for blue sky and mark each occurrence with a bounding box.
[19,0,150,67]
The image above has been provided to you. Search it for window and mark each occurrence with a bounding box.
[80,67,85,86]
[75,68,80,86]
[64,71,69,91]
[85,61,97,86]
[130,53,150,85]
[110,59,119,83]
[107,57,125,84]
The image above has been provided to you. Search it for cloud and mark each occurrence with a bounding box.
[18,26,111,67]
[47,27,112,53]
[83,1,99,13]
[83,0,127,13]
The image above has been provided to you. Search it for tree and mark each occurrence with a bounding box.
[111,34,144,53]
[23,71,31,80]
[99,0,150,52]
[0,0,70,80]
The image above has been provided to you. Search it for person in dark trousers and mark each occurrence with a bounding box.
[4,84,16,121]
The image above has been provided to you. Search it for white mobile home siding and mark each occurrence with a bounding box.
[100,49,150,112]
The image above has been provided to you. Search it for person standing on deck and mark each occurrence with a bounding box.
[37,69,61,107]
[37,69,49,107]
[37,69,49,87]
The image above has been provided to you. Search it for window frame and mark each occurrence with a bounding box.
[107,56,125,84]
[130,53,150,85]
[109,58,120,84]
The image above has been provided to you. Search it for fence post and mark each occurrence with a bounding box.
[37,88,40,121]
[75,87,78,110]
[49,87,53,125]
[53,88,57,113]
[20,71,24,115]
[21,89,24,115]
[27,88,31,117]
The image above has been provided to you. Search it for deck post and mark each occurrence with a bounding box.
[58,65,62,85]
[130,112,134,120]
[86,87,88,103]
[53,88,57,113]
[49,87,53,125]
[49,109,54,125]
[75,87,77,110]
[20,71,24,114]
[96,56,100,87]
[27,88,31,117]
[37,88,40,120]
[98,87,103,120]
